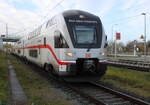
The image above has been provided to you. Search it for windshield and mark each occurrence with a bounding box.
[72,26,97,44]
[65,18,102,48]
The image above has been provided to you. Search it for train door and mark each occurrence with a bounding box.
[23,40,24,57]
[37,39,42,65]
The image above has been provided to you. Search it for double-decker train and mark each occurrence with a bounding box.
[13,10,108,82]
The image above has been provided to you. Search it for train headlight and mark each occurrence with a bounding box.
[102,52,105,56]
[67,52,73,57]
[100,52,107,56]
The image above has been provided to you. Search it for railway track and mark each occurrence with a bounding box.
[14,55,150,105]
[106,59,150,72]
[67,82,150,105]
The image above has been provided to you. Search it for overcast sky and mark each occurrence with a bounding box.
[0,0,150,43]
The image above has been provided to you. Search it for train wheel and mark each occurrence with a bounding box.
[44,63,55,74]
[24,57,28,64]
[97,63,107,76]
[44,63,49,71]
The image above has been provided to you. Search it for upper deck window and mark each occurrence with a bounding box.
[46,17,57,28]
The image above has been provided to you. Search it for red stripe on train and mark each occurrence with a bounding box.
[15,44,75,65]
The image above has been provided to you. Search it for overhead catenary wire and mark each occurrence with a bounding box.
[24,0,66,35]
[0,0,66,38]
[41,0,66,24]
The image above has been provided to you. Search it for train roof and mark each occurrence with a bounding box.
[62,10,100,20]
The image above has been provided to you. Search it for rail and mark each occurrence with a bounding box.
[106,59,150,72]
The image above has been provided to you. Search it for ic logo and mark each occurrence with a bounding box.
[85,53,91,58]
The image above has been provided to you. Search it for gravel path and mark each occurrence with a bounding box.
[8,60,27,105]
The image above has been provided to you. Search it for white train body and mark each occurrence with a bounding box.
[14,10,107,80]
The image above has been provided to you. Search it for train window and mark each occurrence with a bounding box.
[72,26,97,44]
[46,17,56,28]
[29,50,38,58]
[46,20,50,28]
[104,36,108,48]
[38,45,40,54]
[104,43,108,48]
[44,37,46,47]
[54,31,69,48]
[18,50,20,54]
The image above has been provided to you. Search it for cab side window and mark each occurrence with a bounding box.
[54,31,69,48]
[104,36,108,48]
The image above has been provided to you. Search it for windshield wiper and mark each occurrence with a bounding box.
[87,43,93,52]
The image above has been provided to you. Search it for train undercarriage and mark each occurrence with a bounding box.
[60,58,107,82]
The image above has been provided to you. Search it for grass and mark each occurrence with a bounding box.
[9,55,75,105]
[0,51,9,105]
[101,66,150,98]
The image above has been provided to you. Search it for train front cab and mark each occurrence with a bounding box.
[54,10,107,81]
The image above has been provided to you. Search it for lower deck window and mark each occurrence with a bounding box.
[29,50,38,58]
[18,50,21,54]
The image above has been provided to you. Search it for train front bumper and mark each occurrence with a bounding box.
[58,59,107,76]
